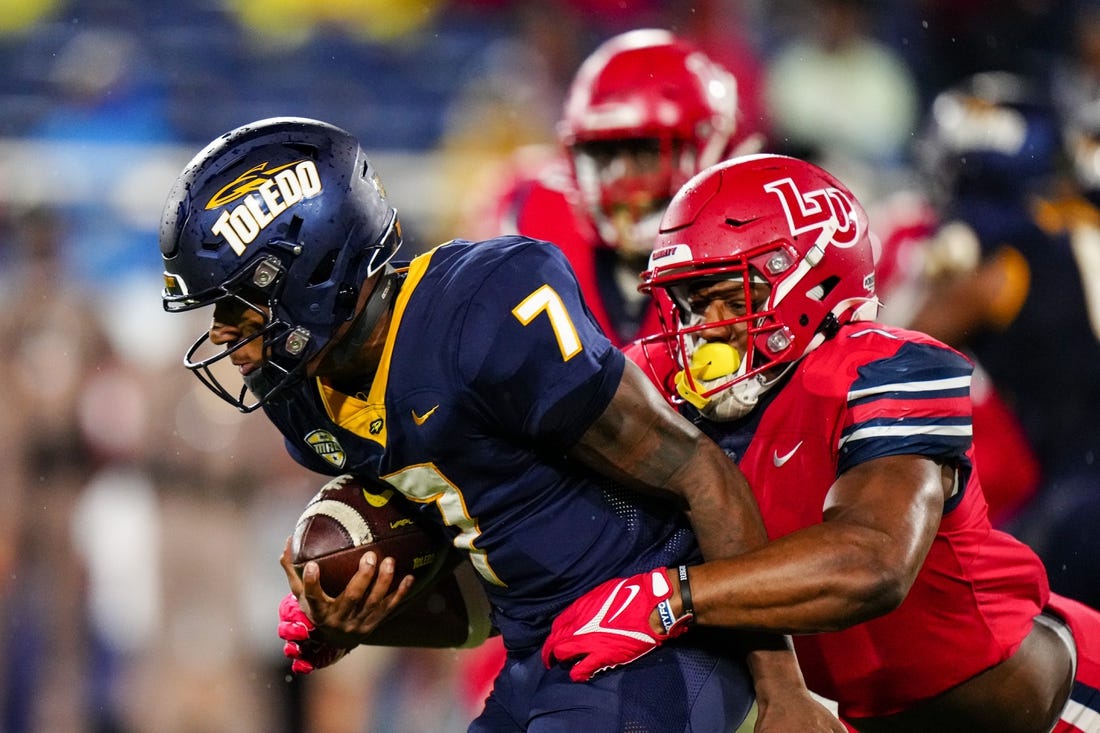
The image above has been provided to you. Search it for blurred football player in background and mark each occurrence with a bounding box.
[906,71,1100,611]
[544,154,1100,732]
[158,117,843,731]
[867,73,1047,528]
[462,28,765,347]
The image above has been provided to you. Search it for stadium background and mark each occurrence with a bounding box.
[0,0,1086,731]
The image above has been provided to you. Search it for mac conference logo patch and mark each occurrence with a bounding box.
[305,429,346,469]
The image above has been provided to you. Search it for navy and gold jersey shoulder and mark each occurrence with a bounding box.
[399,236,622,449]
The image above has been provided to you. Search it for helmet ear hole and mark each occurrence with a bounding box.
[335,284,358,314]
[308,250,339,286]
[806,275,840,302]
[285,214,303,242]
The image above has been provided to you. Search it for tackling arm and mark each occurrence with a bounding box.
[569,359,769,558]
[686,453,951,633]
[566,360,846,731]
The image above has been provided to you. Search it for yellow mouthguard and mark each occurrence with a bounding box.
[673,342,742,408]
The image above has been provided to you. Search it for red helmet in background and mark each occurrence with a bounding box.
[640,154,878,419]
[559,29,751,263]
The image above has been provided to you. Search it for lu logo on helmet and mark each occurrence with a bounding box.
[764,177,861,248]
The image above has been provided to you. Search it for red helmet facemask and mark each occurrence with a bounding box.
[640,154,879,419]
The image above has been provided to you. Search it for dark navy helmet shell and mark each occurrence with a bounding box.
[915,72,1062,206]
[160,117,401,411]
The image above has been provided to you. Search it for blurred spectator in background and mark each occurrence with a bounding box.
[433,1,590,245]
[0,206,104,732]
[31,27,170,144]
[763,0,919,201]
[26,26,175,285]
[225,0,446,48]
[906,0,1072,109]
[1051,3,1100,127]
[0,0,60,36]
[906,70,1100,610]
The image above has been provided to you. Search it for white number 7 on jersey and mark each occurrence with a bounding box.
[512,284,583,361]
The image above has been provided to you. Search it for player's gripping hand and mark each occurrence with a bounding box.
[541,568,692,682]
[277,592,349,674]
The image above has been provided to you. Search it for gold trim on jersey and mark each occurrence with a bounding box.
[315,247,441,447]
[987,245,1031,329]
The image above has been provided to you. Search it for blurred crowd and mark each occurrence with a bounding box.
[0,0,1098,731]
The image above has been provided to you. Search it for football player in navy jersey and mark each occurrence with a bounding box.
[907,72,1100,611]
[455,30,764,700]
[158,117,843,731]
[543,154,1100,732]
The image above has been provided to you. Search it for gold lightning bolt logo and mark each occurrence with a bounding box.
[205,161,303,209]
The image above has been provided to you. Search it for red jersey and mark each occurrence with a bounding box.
[635,323,1050,719]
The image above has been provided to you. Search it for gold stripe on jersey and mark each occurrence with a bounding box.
[316,247,439,447]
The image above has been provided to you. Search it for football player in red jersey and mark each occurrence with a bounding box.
[464,28,764,348]
[544,154,1100,732]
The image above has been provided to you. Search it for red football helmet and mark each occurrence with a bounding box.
[559,29,748,262]
[640,154,878,418]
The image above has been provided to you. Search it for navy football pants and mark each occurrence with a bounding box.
[469,632,754,732]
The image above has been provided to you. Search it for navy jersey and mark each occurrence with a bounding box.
[947,195,1100,473]
[262,236,699,650]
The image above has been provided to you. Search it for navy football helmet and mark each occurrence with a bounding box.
[160,117,402,411]
[915,71,1062,207]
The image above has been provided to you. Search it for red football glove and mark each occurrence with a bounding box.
[541,568,692,682]
[277,592,349,675]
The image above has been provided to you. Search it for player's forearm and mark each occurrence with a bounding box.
[687,522,911,634]
[672,435,770,558]
[743,638,808,705]
[572,360,769,558]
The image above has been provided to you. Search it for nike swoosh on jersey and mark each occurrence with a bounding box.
[773,440,804,467]
[411,405,440,425]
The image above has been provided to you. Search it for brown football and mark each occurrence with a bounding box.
[290,473,449,598]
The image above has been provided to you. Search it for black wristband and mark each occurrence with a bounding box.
[677,565,694,617]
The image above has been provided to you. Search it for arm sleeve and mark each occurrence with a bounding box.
[838,339,975,476]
